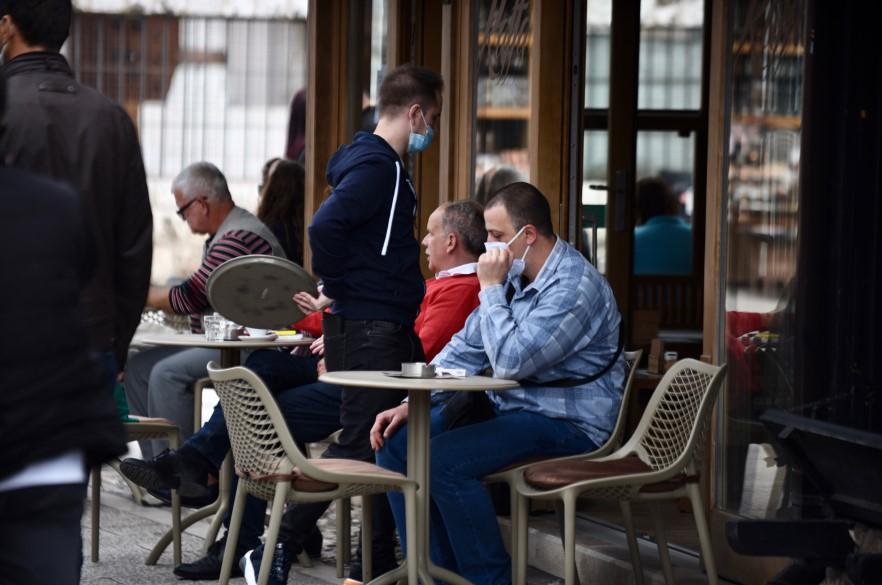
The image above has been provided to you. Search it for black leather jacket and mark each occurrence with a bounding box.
[0,52,153,369]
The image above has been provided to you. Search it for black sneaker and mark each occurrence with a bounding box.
[173,538,244,580]
[120,447,212,499]
[239,542,292,585]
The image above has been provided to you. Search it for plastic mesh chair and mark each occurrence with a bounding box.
[484,349,642,584]
[90,417,182,565]
[513,359,727,585]
[207,362,418,585]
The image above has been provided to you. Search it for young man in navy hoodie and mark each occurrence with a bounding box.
[242,64,443,585]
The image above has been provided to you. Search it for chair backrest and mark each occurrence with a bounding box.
[206,362,340,485]
[593,349,643,457]
[621,358,727,475]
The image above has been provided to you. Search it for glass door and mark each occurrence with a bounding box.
[711,1,808,582]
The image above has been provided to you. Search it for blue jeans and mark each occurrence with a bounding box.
[376,407,597,585]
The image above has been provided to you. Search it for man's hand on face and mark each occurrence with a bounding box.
[477,247,513,289]
[370,403,410,450]
[293,290,333,314]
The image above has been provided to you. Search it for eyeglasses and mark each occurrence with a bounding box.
[176,197,204,220]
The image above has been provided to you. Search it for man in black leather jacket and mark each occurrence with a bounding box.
[0,0,153,375]
[0,68,127,585]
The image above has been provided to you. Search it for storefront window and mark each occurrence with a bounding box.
[718,0,806,519]
[473,0,532,201]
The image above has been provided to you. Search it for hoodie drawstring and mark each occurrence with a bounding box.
[380,161,401,256]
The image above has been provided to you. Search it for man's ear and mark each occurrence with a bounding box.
[446,232,457,254]
[524,224,538,246]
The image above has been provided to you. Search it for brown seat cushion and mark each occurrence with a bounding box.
[524,455,698,493]
[237,457,407,493]
[524,455,653,490]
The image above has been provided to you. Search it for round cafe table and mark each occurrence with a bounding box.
[135,332,314,562]
[319,370,519,585]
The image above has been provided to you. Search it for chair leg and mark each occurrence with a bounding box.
[335,498,346,578]
[553,500,581,585]
[169,432,182,566]
[620,500,645,585]
[649,503,675,585]
[361,494,373,582]
[91,466,101,563]
[218,482,249,585]
[514,491,529,585]
[109,458,144,505]
[563,493,579,585]
[687,483,719,585]
[258,484,290,585]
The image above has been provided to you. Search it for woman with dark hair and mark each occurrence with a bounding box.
[257,158,306,264]
[285,89,306,161]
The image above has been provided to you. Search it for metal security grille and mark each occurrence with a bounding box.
[66,13,307,181]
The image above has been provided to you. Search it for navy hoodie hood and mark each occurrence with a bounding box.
[308,132,425,326]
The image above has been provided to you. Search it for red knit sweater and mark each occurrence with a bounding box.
[292,274,480,362]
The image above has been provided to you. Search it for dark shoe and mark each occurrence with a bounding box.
[303,526,323,559]
[346,559,399,583]
[173,538,244,580]
[145,483,218,509]
[240,542,292,585]
[120,447,212,499]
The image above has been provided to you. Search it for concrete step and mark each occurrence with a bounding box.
[500,513,740,585]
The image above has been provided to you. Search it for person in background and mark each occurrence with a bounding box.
[124,162,286,459]
[285,89,306,162]
[0,70,127,585]
[258,156,280,195]
[373,182,624,585]
[474,165,523,205]
[284,63,444,585]
[0,0,152,381]
[633,176,693,275]
[257,158,306,265]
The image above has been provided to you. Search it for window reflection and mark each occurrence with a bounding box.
[720,0,805,519]
[474,0,532,197]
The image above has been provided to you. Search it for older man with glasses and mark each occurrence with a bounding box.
[124,161,286,461]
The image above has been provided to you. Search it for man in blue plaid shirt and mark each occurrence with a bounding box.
[372,182,624,585]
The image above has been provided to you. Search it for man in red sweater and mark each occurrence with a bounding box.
[122,200,487,580]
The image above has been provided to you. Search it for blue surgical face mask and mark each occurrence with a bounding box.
[407,109,434,153]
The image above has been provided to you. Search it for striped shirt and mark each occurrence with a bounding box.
[169,230,272,332]
[432,238,625,447]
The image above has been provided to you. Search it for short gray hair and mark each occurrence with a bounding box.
[441,200,486,257]
[172,162,232,203]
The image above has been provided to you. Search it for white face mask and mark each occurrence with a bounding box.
[484,226,531,279]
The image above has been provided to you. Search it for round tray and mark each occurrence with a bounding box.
[206,255,318,329]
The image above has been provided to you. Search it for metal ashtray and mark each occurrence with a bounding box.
[400,362,436,378]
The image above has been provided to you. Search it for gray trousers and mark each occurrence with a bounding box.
[124,346,219,459]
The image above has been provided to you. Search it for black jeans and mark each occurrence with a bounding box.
[278,316,424,570]
[0,483,85,585]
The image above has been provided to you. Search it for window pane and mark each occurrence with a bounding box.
[582,130,608,272]
[634,131,695,275]
[473,0,532,200]
[585,0,612,109]
[638,0,704,110]
[718,0,806,519]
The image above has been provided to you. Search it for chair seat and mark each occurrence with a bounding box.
[523,454,697,493]
[237,457,408,493]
